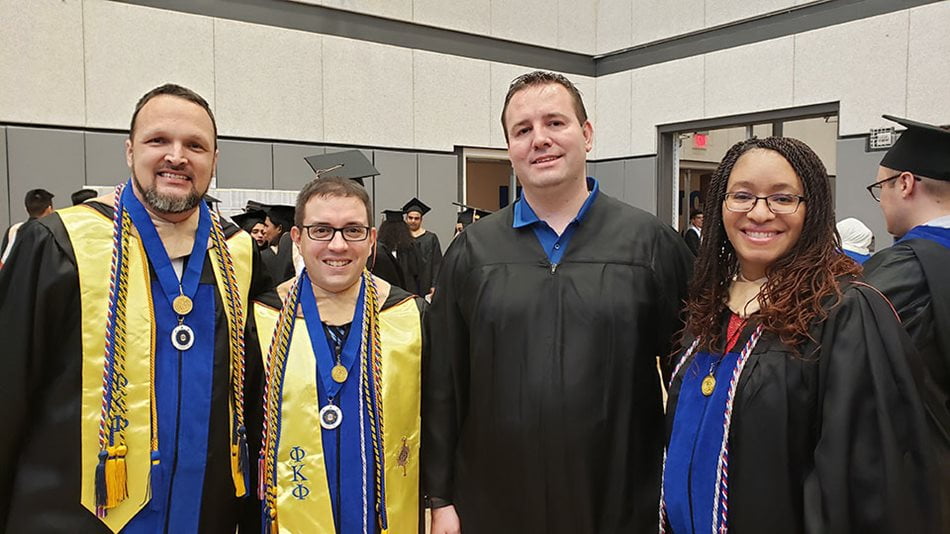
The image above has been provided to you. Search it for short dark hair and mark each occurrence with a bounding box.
[71,188,98,206]
[501,71,588,142]
[690,209,703,219]
[295,176,373,228]
[25,189,54,217]
[129,83,217,148]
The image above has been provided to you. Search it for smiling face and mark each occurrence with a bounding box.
[723,149,806,280]
[292,194,376,295]
[125,95,217,221]
[504,82,593,193]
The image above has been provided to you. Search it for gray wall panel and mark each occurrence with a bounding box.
[274,144,324,191]
[417,153,457,252]
[1,128,9,227]
[835,137,889,249]
[624,157,658,215]
[372,150,417,223]
[590,160,625,200]
[216,139,273,189]
[85,132,130,187]
[6,127,85,219]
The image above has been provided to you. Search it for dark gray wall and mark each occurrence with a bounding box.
[84,132,129,186]
[217,139,273,189]
[418,153,457,251]
[6,127,85,221]
[835,136,890,249]
[274,143,323,191]
[589,156,658,215]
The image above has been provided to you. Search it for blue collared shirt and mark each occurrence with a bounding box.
[513,177,600,265]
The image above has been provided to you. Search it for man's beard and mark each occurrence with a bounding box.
[132,172,203,214]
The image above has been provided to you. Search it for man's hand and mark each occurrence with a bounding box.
[430,504,461,534]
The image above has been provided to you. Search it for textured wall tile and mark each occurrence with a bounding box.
[320,0,413,21]
[704,36,794,118]
[215,19,323,142]
[597,0,633,53]
[413,0,491,36]
[83,0,214,129]
[413,51,492,151]
[0,0,84,125]
[704,0,798,28]
[630,56,704,155]
[593,71,632,159]
[491,0,560,49]
[322,36,413,148]
[633,0,704,46]
[907,2,950,123]
[795,12,908,135]
[558,0,597,54]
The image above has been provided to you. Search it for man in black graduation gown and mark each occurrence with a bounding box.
[403,198,442,296]
[681,208,702,256]
[424,71,693,534]
[0,84,271,532]
[863,114,950,529]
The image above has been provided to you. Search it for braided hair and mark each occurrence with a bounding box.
[685,136,860,353]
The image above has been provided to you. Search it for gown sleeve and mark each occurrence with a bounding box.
[0,218,79,523]
[650,225,693,384]
[422,233,470,505]
[803,283,938,533]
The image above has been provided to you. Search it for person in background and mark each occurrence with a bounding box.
[379,209,423,295]
[71,188,98,206]
[863,114,950,530]
[661,136,936,533]
[0,188,55,267]
[682,208,703,256]
[403,198,442,296]
[836,217,873,263]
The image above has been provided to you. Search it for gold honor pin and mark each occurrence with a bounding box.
[331,364,348,383]
[173,295,193,315]
[701,376,716,396]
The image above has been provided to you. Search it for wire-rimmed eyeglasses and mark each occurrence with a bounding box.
[866,173,921,202]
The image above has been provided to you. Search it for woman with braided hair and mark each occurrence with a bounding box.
[660,137,938,533]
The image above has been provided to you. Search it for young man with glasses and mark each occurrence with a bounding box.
[251,175,424,533]
[862,114,950,530]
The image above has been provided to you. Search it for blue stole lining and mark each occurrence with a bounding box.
[298,275,378,533]
[843,249,871,264]
[664,351,740,534]
[898,224,950,250]
[121,184,215,532]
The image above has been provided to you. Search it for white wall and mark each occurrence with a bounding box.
[2,0,949,161]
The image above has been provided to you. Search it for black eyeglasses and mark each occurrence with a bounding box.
[301,224,371,241]
[723,192,806,214]
[866,173,921,202]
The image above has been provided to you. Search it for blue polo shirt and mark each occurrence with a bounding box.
[513,177,599,264]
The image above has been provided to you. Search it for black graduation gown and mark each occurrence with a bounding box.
[664,282,938,533]
[261,232,296,284]
[423,193,693,533]
[864,238,950,528]
[681,227,700,256]
[371,242,407,290]
[0,202,274,533]
[413,231,442,293]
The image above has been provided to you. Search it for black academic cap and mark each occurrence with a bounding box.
[880,115,950,181]
[304,150,380,186]
[401,197,431,215]
[263,204,296,229]
[382,209,406,223]
[452,202,492,225]
[232,209,266,232]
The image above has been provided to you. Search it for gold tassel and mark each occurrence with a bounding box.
[103,445,129,508]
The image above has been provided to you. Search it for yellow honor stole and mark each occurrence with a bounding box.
[59,191,253,533]
[255,273,421,533]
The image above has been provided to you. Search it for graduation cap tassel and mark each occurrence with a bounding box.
[112,445,129,505]
[95,449,108,512]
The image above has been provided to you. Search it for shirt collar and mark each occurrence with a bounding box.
[513,177,599,229]
[922,214,950,229]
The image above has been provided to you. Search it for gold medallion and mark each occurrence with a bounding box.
[172,295,193,315]
[701,375,716,396]
[331,364,348,383]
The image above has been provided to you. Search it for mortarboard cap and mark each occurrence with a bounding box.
[304,150,380,186]
[452,202,492,225]
[880,115,950,181]
[232,209,266,232]
[382,209,406,223]
[262,204,296,230]
[401,197,431,216]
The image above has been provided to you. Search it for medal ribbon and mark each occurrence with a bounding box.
[298,270,366,401]
[121,183,211,316]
